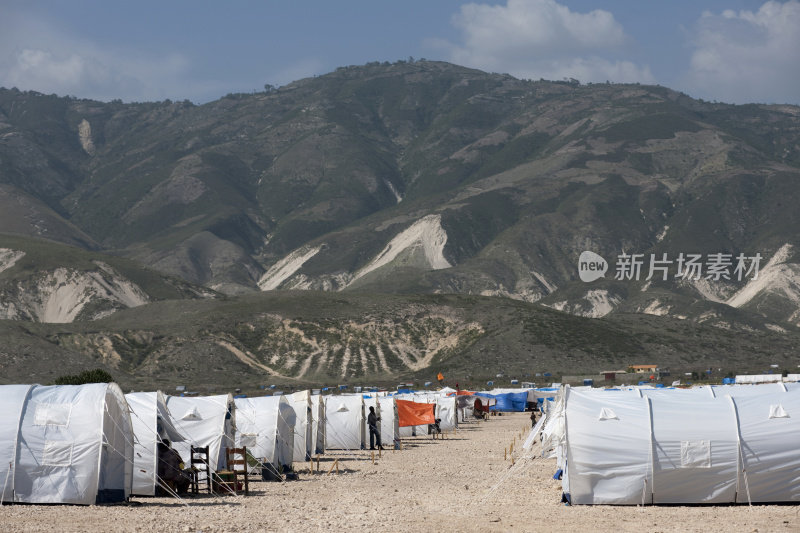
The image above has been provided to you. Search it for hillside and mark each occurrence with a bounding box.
[1,60,800,386]
[1,61,799,330]
[1,291,796,393]
[0,234,215,322]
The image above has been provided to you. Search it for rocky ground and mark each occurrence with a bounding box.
[1,412,797,532]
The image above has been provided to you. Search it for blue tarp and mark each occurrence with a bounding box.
[476,391,528,412]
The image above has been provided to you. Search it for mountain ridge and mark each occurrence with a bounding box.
[1,60,800,372]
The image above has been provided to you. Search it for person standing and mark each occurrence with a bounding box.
[367,406,382,450]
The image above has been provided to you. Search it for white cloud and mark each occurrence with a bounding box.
[0,13,216,102]
[437,0,654,84]
[684,1,800,104]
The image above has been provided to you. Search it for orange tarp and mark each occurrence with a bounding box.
[396,399,435,427]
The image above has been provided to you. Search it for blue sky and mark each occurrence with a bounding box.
[1,0,798,105]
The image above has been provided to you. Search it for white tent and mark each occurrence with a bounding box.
[434,395,458,431]
[325,395,365,450]
[311,394,325,454]
[377,396,400,449]
[736,374,782,384]
[167,394,235,475]
[0,383,133,505]
[562,385,800,504]
[400,392,458,432]
[287,391,313,462]
[126,391,186,496]
[235,396,294,476]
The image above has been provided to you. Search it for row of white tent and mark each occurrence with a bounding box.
[735,374,800,384]
[528,382,800,504]
[0,384,462,504]
[324,391,462,447]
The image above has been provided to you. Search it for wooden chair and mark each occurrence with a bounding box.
[224,446,249,495]
[190,445,211,494]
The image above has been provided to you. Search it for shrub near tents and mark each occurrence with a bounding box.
[54,368,114,385]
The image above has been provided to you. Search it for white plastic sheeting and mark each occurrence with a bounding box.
[126,391,185,496]
[235,396,294,469]
[378,396,400,449]
[736,374,782,384]
[0,384,30,503]
[565,388,652,505]
[167,394,235,474]
[287,391,313,462]
[311,395,325,454]
[0,383,133,505]
[563,386,800,504]
[325,395,365,450]
[435,395,458,431]
[735,392,800,501]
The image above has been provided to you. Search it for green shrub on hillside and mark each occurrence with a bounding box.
[54,368,114,385]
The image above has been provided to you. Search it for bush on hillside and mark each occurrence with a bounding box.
[54,368,114,385]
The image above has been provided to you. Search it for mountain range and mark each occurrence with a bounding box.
[1,60,799,388]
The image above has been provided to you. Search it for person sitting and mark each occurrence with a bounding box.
[157,440,191,495]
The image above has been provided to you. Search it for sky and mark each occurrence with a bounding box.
[0,0,798,105]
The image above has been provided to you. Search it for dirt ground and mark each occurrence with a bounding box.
[0,412,797,532]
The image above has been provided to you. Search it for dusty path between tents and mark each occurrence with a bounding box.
[1,412,797,532]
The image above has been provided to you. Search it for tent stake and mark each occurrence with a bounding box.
[504,448,507,461]
[316,454,320,473]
